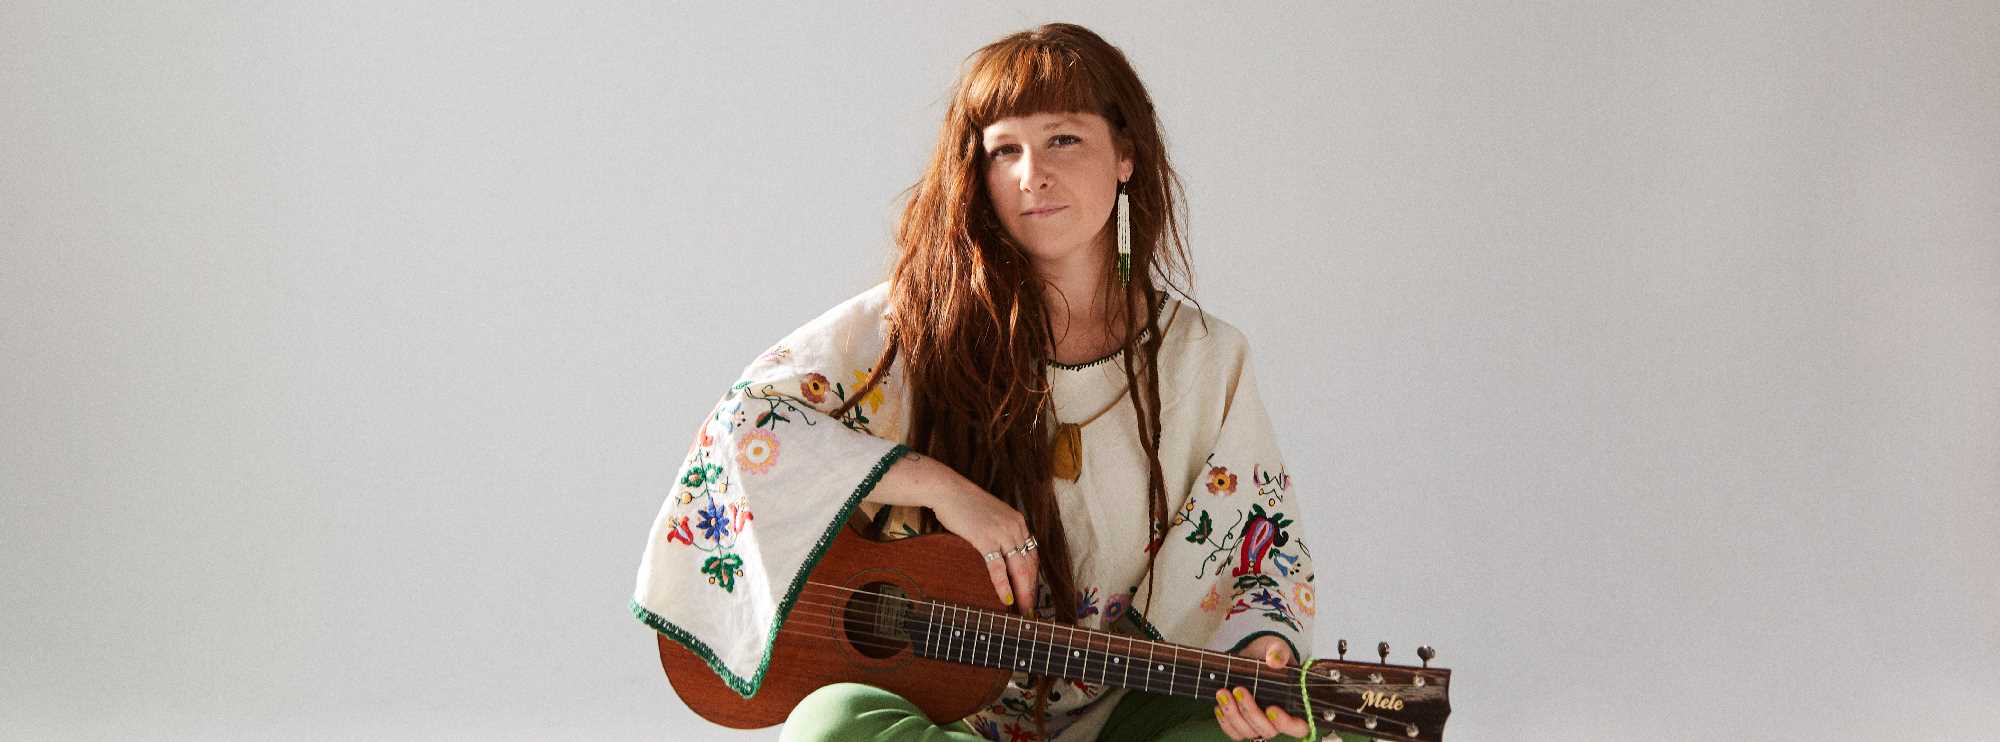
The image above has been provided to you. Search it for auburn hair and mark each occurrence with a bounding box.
[831,22,1197,734]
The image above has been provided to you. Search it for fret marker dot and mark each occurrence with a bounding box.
[1072,651,1081,657]
[953,631,961,637]
[1112,658,1120,664]
[1156,664,1166,671]
[1208,673,1216,679]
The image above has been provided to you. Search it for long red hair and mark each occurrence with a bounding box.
[833,22,1197,732]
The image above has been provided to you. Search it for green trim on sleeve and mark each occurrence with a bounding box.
[632,442,912,699]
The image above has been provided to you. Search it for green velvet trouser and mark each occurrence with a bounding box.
[777,682,1370,742]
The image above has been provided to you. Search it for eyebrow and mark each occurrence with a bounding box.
[986,117,1082,143]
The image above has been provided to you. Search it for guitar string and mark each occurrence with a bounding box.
[762,599,1422,730]
[774,592,1421,695]
[790,579,1436,689]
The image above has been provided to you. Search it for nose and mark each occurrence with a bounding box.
[1016,151,1051,193]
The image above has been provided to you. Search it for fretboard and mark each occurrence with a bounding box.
[904,599,1295,708]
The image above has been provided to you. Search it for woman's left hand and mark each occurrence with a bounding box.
[1213,635,1312,740]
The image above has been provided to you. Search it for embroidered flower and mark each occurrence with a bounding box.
[1205,466,1238,495]
[851,368,886,412]
[1103,592,1130,623]
[1002,721,1034,742]
[736,429,780,474]
[664,515,693,545]
[702,552,744,592]
[800,372,830,404]
[696,503,731,542]
[1076,586,1099,619]
[680,462,721,490]
[1201,583,1224,613]
[1294,582,1317,617]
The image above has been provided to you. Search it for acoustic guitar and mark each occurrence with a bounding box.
[655,520,1453,741]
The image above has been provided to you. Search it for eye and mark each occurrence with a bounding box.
[987,135,1082,158]
[1052,134,1081,146]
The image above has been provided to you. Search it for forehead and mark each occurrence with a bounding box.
[981,113,1099,140]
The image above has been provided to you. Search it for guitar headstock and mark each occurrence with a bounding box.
[1284,640,1452,741]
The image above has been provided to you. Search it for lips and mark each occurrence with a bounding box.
[1022,205,1067,217]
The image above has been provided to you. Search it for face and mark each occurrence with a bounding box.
[981,112,1134,272]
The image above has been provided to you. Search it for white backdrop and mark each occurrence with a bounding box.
[3,3,1996,740]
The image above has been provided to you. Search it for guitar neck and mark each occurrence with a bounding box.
[907,600,1300,708]
[900,600,1452,742]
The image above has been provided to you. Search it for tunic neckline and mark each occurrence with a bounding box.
[1046,294,1176,371]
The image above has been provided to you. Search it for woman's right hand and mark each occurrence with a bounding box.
[928,475,1041,619]
[867,450,1041,618]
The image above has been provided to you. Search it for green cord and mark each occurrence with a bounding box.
[1297,655,1319,741]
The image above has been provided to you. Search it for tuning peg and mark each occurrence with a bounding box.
[1337,639,1347,660]
[1377,641,1390,664]
[1417,645,1435,668]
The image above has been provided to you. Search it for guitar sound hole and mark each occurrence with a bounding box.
[841,581,912,660]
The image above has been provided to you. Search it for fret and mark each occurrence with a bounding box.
[1095,629,1111,688]
[977,610,994,669]
[1003,614,1023,673]
[1118,635,1132,690]
[1078,623,1096,686]
[1048,620,1064,684]
[1195,651,1205,698]
[1143,640,1155,693]
[960,608,976,664]
[925,600,939,659]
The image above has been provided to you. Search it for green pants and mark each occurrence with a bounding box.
[777,682,1368,742]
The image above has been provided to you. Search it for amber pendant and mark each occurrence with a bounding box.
[1051,422,1082,481]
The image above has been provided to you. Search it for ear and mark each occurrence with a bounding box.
[1116,138,1135,183]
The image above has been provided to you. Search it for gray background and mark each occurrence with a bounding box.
[3,2,1995,740]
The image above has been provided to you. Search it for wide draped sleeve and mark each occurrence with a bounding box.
[1129,320,1320,664]
[630,282,910,698]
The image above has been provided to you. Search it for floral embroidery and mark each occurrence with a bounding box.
[1102,592,1130,623]
[702,552,744,592]
[969,717,1000,741]
[1172,452,1313,637]
[1205,465,1239,495]
[1232,504,1290,577]
[1200,583,1224,613]
[1076,586,1099,620]
[800,372,830,404]
[696,503,732,541]
[1001,721,1034,742]
[735,428,780,474]
[851,368,886,412]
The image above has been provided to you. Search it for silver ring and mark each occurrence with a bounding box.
[1023,536,1039,552]
[982,550,1004,562]
[1005,542,1028,557]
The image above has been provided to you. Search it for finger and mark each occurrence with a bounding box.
[981,549,1015,608]
[1005,548,1038,618]
[1229,687,1281,739]
[1213,690,1248,739]
[1265,641,1293,669]
[1269,706,1311,738]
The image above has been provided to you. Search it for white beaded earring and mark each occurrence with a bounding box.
[1115,179,1131,287]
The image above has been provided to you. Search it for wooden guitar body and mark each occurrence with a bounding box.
[656,523,1011,728]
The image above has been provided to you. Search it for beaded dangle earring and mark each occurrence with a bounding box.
[1115,179,1132,287]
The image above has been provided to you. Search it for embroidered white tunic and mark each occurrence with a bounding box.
[632,282,1318,741]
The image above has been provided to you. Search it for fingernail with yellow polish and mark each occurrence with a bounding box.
[1233,688,1249,701]
[1266,707,1280,722]
[1216,690,1230,704]
[1002,591,1013,606]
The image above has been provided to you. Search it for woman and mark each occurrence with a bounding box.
[633,23,1351,742]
